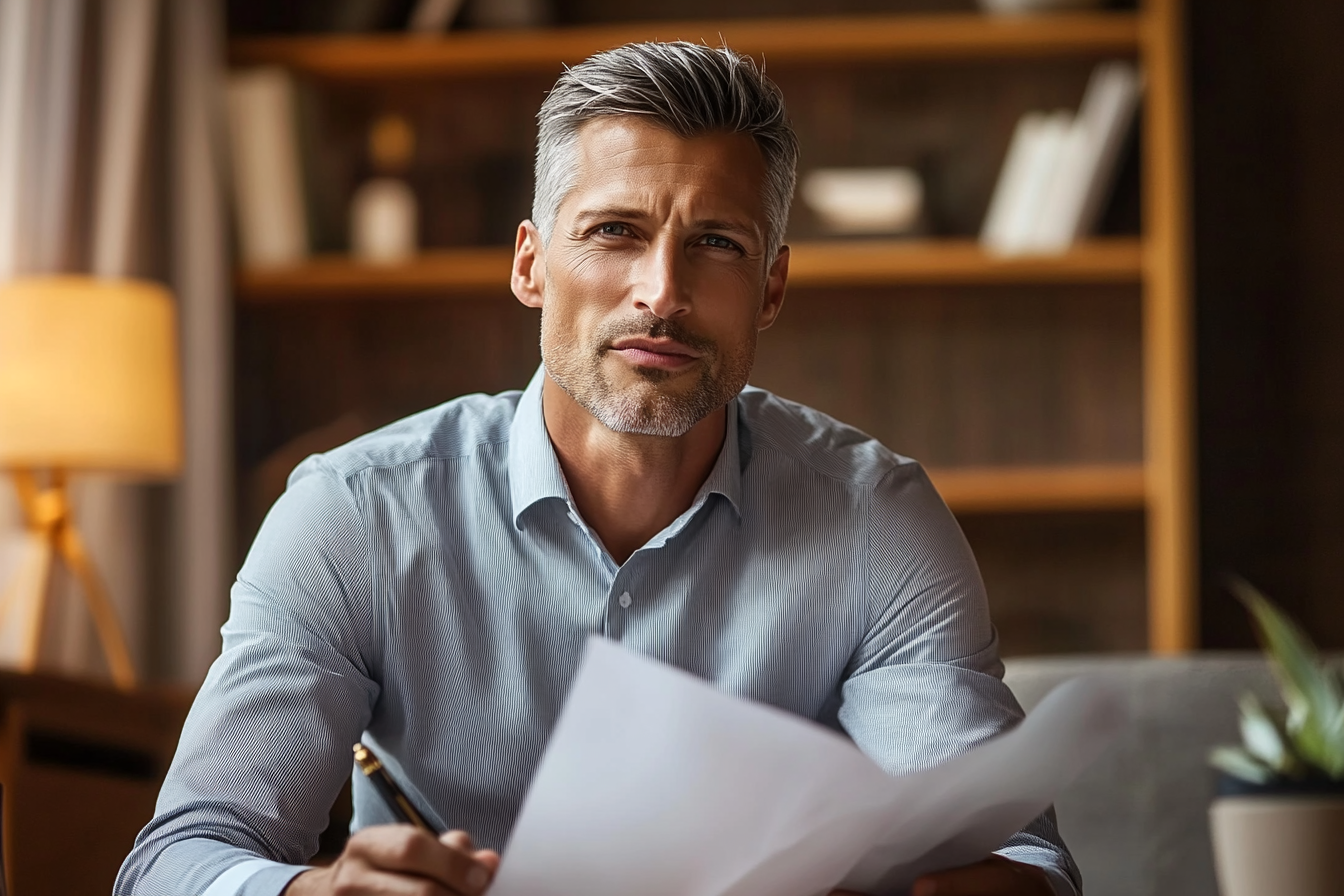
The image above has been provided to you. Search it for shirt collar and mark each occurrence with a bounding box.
[507,366,745,529]
[508,366,570,527]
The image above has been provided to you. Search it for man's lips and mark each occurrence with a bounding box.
[608,337,703,370]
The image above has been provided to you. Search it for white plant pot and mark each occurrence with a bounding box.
[1209,796,1344,896]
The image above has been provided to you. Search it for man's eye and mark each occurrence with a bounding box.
[703,235,739,251]
[597,223,630,237]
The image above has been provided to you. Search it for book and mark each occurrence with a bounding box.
[225,67,309,269]
[1027,61,1142,253]
[980,109,1073,256]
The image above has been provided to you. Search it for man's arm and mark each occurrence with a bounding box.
[116,460,381,895]
[836,463,1081,896]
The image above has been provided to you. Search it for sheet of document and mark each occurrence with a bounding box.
[489,637,1124,896]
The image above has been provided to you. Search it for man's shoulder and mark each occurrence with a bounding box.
[737,386,918,490]
[298,389,524,484]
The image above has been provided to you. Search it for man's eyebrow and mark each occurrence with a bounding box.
[696,218,759,239]
[569,208,760,239]
[570,206,649,224]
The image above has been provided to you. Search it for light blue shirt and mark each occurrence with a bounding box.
[117,367,1080,896]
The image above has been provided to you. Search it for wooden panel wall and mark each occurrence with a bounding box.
[1191,0,1344,648]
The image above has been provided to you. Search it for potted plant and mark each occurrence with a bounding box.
[1208,579,1344,896]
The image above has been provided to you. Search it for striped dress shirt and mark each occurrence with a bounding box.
[116,366,1080,896]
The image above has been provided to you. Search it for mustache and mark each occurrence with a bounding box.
[596,315,716,356]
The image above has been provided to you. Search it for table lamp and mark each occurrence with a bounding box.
[0,276,182,690]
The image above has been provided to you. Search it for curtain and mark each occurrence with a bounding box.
[0,0,231,686]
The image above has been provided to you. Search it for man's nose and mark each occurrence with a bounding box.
[631,239,692,319]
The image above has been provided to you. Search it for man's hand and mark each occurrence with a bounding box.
[829,855,1055,896]
[283,826,500,896]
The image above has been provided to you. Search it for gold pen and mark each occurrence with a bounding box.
[353,741,441,834]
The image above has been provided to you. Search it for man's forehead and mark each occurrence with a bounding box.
[561,117,769,219]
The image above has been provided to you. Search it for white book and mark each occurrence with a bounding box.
[980,109,1073,256]
[1027,61,1142,253]
[981,112,1045,252]
[225,67,309,269]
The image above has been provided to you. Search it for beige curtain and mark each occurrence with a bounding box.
[0,0,232,686]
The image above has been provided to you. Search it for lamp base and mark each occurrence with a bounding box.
[0,471,137,690]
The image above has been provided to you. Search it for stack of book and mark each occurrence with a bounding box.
[980,61,1141,256]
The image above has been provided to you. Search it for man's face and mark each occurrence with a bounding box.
[513,116,788,437]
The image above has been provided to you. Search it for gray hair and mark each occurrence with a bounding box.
[532,41,799,254]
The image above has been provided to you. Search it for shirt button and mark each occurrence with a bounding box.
[618,591,632,609]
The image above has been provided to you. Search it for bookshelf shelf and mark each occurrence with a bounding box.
[228,13,1142,80]
[234,238,1143,302]
[928,463,1145,514]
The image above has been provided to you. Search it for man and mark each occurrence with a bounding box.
[118,42,1080,896]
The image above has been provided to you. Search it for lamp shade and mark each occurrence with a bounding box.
[0,276,182,477]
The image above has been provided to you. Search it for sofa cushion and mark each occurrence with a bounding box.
[1003,654,1282,896]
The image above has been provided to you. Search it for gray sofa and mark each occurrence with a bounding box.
[1003,654,1285,896]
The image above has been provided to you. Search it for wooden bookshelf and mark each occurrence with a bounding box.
[229,13,1142,80]
[227,1,1194,654]
[235,238,1143,302]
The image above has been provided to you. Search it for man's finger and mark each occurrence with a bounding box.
[347,825,493,894]
[911,855,1053,896]
[437,830,499,888]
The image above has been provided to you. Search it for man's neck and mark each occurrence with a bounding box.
[540,375,726,565]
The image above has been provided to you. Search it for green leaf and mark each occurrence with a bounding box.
[1209,745,1275,785]
[1238,693,1298,774]
[1323,706,1344,779]
[1230,579,1342,741]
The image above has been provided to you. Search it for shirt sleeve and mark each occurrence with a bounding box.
[837,463,1082,896]
[115,457,381,896]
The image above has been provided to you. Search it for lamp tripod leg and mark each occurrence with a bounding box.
[0,534,55,673]
[3,473,56,673]
[20,536,55,672]
[56,524,137,691]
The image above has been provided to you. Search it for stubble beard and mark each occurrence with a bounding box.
[542,311,754,437]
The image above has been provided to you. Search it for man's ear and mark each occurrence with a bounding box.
[757,244,789,330]
[511,220,546,309]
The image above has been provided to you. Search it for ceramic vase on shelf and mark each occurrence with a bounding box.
[1210,775,1344,896]
[977,0,1105,13]
[350,113,418,264]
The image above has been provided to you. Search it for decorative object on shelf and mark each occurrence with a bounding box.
[459,0,553,29]
[978,0,1107,14]
[0,277,183,691]
[981,61,1140,256]
[408,0,466,34]
[350,114,419,264]
[1207,579,1344,896]
[226,67,310,269]
[800,167,925,236]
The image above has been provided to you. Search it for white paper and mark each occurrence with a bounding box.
[489,637,1124,896]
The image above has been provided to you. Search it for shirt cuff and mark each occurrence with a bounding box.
[1039,865,1080,896]
[201,858,310,896]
